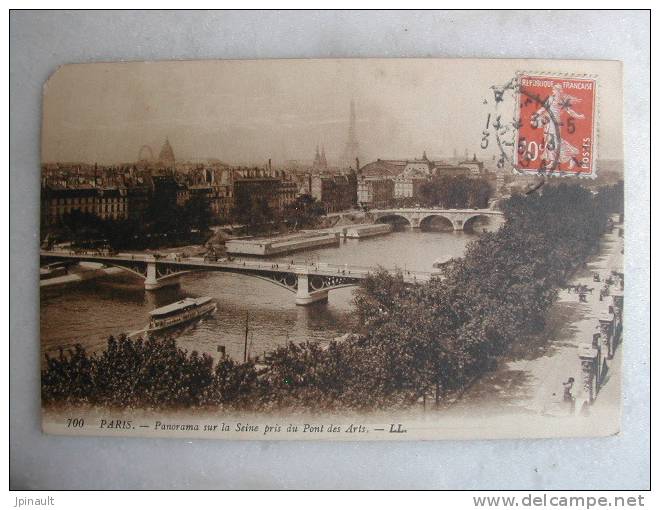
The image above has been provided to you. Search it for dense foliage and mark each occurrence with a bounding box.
[231,192,276,235]
[418,175,492,209]
[282,194,326,230]
[42,183,621,411]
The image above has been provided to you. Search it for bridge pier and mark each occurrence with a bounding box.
[295,273,329,305]
[144,262,179,291]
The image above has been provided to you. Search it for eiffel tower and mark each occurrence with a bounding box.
[341,100,360,170]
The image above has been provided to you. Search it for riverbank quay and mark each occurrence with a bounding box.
[304,223,393,239]
[345,224,392,239]
[444,225,623,426]
[225,231,341,256]
[39,262,124,288]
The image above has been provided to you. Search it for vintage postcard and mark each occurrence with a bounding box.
[40,58,623,440]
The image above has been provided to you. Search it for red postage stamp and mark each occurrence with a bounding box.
[514,74,597,176]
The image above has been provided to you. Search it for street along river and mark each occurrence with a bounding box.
[41,230,476,363]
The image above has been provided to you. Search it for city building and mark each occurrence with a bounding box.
[393,173,427,199]
[278,179,299,210]
[96,188,128,221]
[126,184,151,220]
[402,151,433,175]
[457,154,485,176]
[357,176,394,209]
[393,152,433,199]
[41,186,128,225]
[310,173,357,212]
[188,184,234,221]
[232,175,282,215]
[158,138,176,168]
[151,174,187,206]
[358,158,406,179]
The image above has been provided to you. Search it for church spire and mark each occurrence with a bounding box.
[321,145,327,167]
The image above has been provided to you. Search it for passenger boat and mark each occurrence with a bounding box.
[147,297,216,332]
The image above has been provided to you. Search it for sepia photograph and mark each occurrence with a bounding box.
[36,57,626,441]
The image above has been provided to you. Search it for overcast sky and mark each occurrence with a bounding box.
[42,58,623,166]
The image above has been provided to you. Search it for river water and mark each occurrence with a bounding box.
[40,230,476,362]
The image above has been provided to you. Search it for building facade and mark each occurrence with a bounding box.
[357,177,394,208]
[233,177,282,215]
[187,184,234,221]
[310,173,357,213]
[278,179,299,210]
[393,174,427,199]
[126,185,150,220]
[41,186,129,225]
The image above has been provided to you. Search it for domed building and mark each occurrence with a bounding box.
[158,138,175,168]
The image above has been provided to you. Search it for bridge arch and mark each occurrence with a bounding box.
[463,214,504,233]
[419,214,454,232]
[375,214,411,228]
[40,258,150,281]
[247,272,298,293]
[104,262,149,279]
[146,264,301,294]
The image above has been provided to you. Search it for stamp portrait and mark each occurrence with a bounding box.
[514,74,597,176]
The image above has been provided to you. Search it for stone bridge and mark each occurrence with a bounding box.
[40,251,433,306]
[370,208,504,232]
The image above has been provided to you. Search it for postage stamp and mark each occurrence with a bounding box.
[514,74,597,176]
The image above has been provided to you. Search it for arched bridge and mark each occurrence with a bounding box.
[40,251,433,306]
[371,208,504,232]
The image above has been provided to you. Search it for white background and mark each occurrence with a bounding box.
[9,9,650,490]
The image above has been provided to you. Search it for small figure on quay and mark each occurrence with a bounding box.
[563,377,576,413]
[563,377,575,401]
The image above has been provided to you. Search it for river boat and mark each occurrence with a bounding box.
[147,297,216,332]
[40,264,68,280]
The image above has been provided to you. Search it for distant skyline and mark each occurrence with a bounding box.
[42,59,623,166]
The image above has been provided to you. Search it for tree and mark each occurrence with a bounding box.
[419,175,493,208]
[183,193,212,231]
[232,193,274,234]
[283,194,325,230]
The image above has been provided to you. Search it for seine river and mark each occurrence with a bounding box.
[40,230,476,362]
